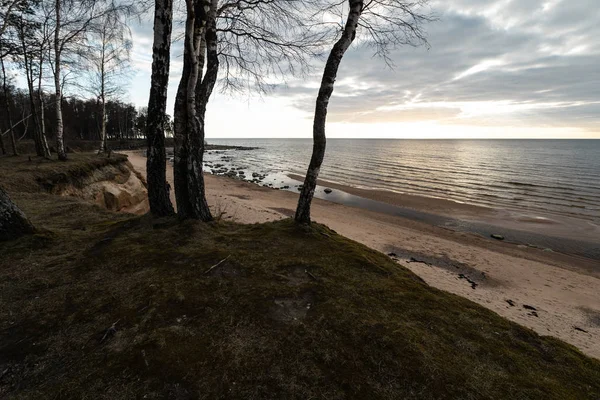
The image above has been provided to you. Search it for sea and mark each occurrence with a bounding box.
[207,138,600,226]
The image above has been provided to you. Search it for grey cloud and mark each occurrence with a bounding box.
[126,0,599,133]
[270,0,599,131]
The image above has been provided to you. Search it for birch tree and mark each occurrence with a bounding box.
[295,0,434,223]
[88,10,131,153]
[0,45,18,155]
[15,4,52,157]
[173,0,214,220]
[146,0,175,216]
[50,0,131,161]
[172,0,323,221]
[1,0,44,156]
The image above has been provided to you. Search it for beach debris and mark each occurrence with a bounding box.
[458,274,478,289]
[324,188,333,194]
[573,326,589,333]
[407,257,431,266]
[490,234,505,241]
[100,319,121,343]
[387,252,398,257]
[523,304,537,311]
[505,299,516,307]
[204,255,231,275]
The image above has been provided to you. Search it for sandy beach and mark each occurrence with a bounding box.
[124,151,600,359]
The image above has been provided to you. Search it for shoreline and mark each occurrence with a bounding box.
[286,174,600,261]
[123,151,600,359]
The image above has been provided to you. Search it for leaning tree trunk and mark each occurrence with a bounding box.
[146,0,175,216]
[0,186,34,241]
[295,0,363,224]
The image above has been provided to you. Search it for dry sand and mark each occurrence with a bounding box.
[124,151,600,359]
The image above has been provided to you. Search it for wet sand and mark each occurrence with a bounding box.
[124,151,600,359]
[288,173,600,251]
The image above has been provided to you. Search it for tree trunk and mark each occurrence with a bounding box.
[295,0,363,224]
[185,0,213,221]
[38,87,50,156]
[99,65,107,153]
[146,0,175,216]
[183,0,217,221]
[100,94,107,152]
[37,52,50,157]
[25,61,42,156]
[54,0,67,161]
[1,53,17,155]
[0,186,34,241]
[20,26,49,158]
[0,132,5,155]
[172,11,195,218]
[99,36,107,153]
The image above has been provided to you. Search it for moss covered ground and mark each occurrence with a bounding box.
[1,154,599,399]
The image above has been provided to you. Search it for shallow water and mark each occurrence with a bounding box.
[206,139,600,225]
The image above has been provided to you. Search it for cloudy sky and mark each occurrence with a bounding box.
[126,0,600,139]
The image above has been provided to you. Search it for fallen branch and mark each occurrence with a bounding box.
[305,269,318,281]
[204,255,231,274]
[100,319,121,343]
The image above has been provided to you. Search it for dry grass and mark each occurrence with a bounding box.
[1,154,599,399]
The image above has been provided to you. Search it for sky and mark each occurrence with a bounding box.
[125,0,600,139]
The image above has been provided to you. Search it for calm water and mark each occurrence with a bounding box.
[207,139,600,224]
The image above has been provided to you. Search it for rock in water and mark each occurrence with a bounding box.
[491,234,505,241]
[0,186,35,241]
[324,188,333,194]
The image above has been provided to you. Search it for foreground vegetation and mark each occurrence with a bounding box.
[1,154,599,399]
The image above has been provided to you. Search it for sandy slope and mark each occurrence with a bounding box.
[124,151,600,359]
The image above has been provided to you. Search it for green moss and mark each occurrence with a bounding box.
[0,155,599,399]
